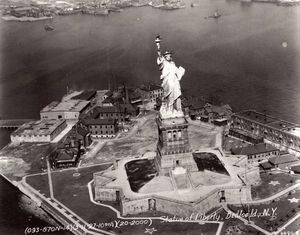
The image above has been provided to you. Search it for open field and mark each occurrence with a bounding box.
[80,114,218,166]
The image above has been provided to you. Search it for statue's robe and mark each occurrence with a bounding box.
[157,56,185,108]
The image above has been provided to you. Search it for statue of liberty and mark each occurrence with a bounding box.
[155,35,185,118]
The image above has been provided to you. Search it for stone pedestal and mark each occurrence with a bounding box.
[155,116,197,175]
[172,167,190,190]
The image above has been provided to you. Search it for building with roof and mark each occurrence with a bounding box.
[88,106,125,123]
[231,143,280,163]
[268,153,299,168]
[134,84,163,110]
[63,124,92,148]
[181,96,232,124]
[140,84,163,103]
[260,153,299,171]
[231,110,300,153]
[49,123,92,169]
[291,165,300,174]
[228,129,264,144]
[81,118,118,138]
[11,119,67,143]
[94,90,111,106]
[50,148,80,169]
[40,99,90,122]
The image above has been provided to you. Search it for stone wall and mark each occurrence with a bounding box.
[122,197,150,215]
[121,186,251,217]
[94,187,118,201]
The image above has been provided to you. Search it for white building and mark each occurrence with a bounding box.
[40,99,90,122]
[11,119,67,143]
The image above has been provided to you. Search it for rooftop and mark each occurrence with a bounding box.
[94,106,124,114]
[71,90,97,101]
[205,104,232,115]
[12,119,66,136]
[269,154,299,165]
[81,118,116,126]
[140,84,162,92]
[55,148,77,161]
[41,99,90,113]
[231,143,279,156]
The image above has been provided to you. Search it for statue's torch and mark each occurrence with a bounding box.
[155,35,162,52]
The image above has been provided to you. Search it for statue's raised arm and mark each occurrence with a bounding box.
[154,35,185,119]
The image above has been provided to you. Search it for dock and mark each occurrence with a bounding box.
[0,119,35,129]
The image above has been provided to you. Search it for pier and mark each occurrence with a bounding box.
[0,119,35,129]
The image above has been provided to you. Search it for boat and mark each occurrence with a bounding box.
[44,24,54,31]
[205,10,221,19]
[212,10,221,18]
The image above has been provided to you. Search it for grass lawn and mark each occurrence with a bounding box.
[26,164,112,197]
[251,172,297,200]
[280,216,300,234]
[125,159,157,192]
[228,189,300,232]
[222,136,252,152]
[188,124,217,150]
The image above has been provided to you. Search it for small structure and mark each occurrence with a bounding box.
[49,124,91,169]
[291,165,300,174]
[95,90,111,106]
[50,148,80,169]
[135,84,163,110]
[65,124,92,148]
[10,119,67,143]
[140,83,163,103]
[231,143,280,163]
[40,99,90,122]
[203,104,232,124]
[268,153,299,168]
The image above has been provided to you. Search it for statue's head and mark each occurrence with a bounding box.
[163,51,172,61]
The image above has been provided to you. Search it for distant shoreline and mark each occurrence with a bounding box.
[1,15,53,22]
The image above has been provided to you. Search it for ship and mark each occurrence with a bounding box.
[211,10,221,18]
[44,24,54,31]
[205,10,221,19]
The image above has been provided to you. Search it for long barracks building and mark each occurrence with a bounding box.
[230,110,300,153]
